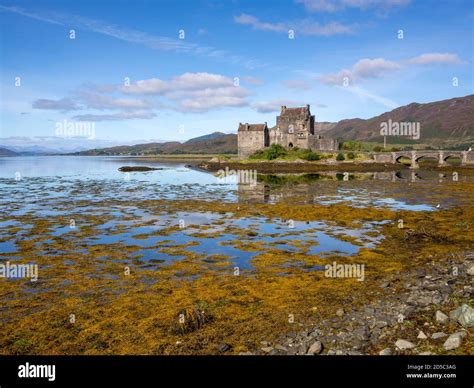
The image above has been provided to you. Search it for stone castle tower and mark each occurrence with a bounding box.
[238,105,338,159]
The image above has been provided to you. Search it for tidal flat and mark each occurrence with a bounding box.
[0,157,473,355]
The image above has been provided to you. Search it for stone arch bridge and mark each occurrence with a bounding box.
[372,150,474,168]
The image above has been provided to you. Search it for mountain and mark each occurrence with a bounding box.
[72,95,473,156]
[73,132,237,155]
[185,131,228,143]
[323,95,474,148]
[0,147,18,156]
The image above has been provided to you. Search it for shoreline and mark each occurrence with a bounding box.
[198,160,474,174]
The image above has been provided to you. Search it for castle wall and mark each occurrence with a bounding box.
[238,130,267,159]
[308,137,339,152]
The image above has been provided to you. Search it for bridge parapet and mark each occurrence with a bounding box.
[371,150,473,168]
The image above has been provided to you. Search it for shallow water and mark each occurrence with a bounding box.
[0,156,472,272]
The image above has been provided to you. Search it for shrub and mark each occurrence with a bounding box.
[347,152,355,160]
[373,145,383,152]
[298,149,320,161]
[341,141,364,151]
[336,153,345,161]
[304,151,321,161]
[266,144,287,160]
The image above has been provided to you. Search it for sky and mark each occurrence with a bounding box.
[0,0,473,150]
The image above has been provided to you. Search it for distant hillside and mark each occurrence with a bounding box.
[74,132,237,155]
[0,147,18,156]
[324,95,474,148]
[73,95,473,156]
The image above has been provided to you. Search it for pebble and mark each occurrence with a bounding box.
[431,332,447,339]
[435,310,449,324]
[452,304,474,328]
[217,343,232,353]
[417,331,428,340]
[395,339,416,350]
[379,348,392,355]
[443,333,463,350]
[467,263,474,276]
[307,341,323,355]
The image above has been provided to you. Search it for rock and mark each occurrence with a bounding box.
[307,341,323,355]
[417,331,428,340]
[298,342,309,354]
[209,157,220,163]
[261,346,274,353]
[450,304,474,328]
[419,351,432,355]
[274,344,288,352]
[118,166,161,172]
[239,351,254,355]
[336,308,345,317]
[431,332,447,339]
[379,348,392,355]
[217,343,232,353]
[380,281,391,288]
[286,332,297,339]
[443,333,463,350]
[435,310,449,324]
[467,263,474,276]
[395,339,416,350]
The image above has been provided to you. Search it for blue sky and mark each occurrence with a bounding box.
[0,0,473,150]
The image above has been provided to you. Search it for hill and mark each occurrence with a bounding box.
[74,132,237,156]
[73,95,473,156]
[0,147,18,156]
[324,95,474,149]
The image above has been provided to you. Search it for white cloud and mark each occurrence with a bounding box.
[252,99,306,113]
[32,98,81,111]
[121,72,234,95]
[75,92,153,110]
[72,111,156,122]
[405,53,465,65]
[122,72,250,113]
[320,53,464,85]
[234,13,353,36]
[33,73,251,119]
[352,58,401,78]
[296,0,410,12]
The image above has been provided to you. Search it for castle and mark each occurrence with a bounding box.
[238,105,339,159]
